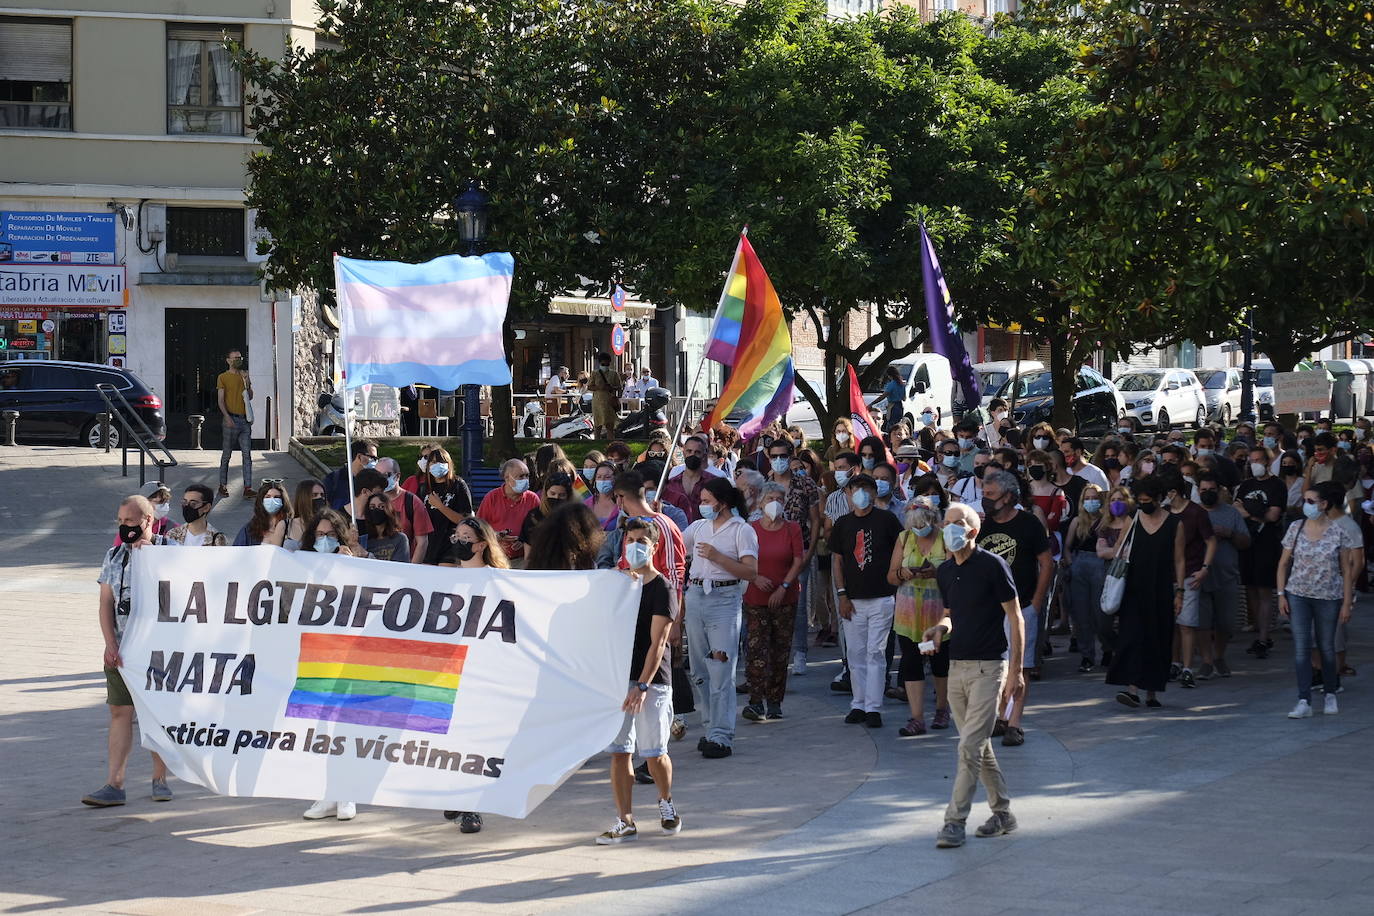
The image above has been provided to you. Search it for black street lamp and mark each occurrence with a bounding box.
[1239,307,1257,427]
[453,180,491,475]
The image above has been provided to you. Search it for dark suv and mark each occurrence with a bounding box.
[0,360,166,447]
[998,366,1123,438]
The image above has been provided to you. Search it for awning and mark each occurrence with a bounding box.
[547,295,654,321]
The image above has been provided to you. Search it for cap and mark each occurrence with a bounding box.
[141,480,171,499]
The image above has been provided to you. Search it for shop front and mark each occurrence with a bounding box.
[511,294,655,394]
[0,308,110,363]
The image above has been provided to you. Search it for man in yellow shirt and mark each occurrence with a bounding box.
[217,349,255,499]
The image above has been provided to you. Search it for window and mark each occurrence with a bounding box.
[989,0,1012,13]
[0,18,72,130]
[167,24,243,135]
[167,207,245,257]
[933,0,959,11]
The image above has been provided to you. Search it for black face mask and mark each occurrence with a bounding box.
[684,454,704,472]
[312,496,328,514]
[1028,466,1047,481]
[1138,501,1159,515]
[451,540,475,562]
[365,507,389,528]
[1281,465,1300,477]
[982,496,1004,517]
[1199,490,1220,507]
[1103,458,1121,470]
[118,523,143,544]
[181,503,205,524]
[973,464,987,479]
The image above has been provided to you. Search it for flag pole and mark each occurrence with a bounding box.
[654,230,746,500]
[333,253,358,520]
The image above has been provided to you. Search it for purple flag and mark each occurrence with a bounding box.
[920,223,981,411]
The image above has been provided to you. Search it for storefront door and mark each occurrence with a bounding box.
[164,308,247,448]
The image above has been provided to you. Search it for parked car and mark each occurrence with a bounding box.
[858,353,954,430]
[1195,367,1244,425]
[1253,359,1276,420]
[953,359,1046,420]
[0,360,166,447]
[997,366,1122,437]
[1117,368,1208,431]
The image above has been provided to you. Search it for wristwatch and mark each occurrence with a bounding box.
[635,682,649,693]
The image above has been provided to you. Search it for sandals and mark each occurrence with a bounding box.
[884,686,907,701]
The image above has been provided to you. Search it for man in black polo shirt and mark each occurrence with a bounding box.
[926,502,1024,849]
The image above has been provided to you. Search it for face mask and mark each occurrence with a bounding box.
[794,467,809,478]
[181,503,204,524]
[365,507,389,527]
[1083,499,1102,514]
[451,540,475,561]
[1182,475,1196,487]
[118,523,143,544]
[1109,499,1129,517]
[1138,502,1158,515]
[644,489,658,502]
[876,480,892,498]
[771,457,790,475]
[1339,441,1353,450]
[1263,436,1277,450]
[1032,437,1049,450]
[920,412,934,425]
[1282,465,1300,476]
[851,489,872,510]
[1117,427,1132,436]
[1103,457,1121,470]
[364,459,377,470]
[896,461,910,474]
[914,524,934,537]
[1303,501,1323,520]
[699,502,718,520]
[836,432,851,444]
[429,463,450,478]
[1028,466,1046,481]
[861,456,877,471]
[1356,429,1368,441]
[315,534,340,554]
[1199,490,1220,507]
[793,438,804,447]
[942,455,959,469]
[512,478,530,494]
[982,496,1004,517]
[1140,461,1155,474]
[262,496,284,515]
[958,437,974,451]
[943,523,968,552]
[384,474,399,492]
[595,479,612,494]
[624,541,653,569]
[1250,462,1267,477]
[418,457,429,472]
[684,455,704,472]
[312,496,328,515]
[973,464,987,479]
[1196,447,1213,457]
[763,501,783,520]
[834,469,850,487]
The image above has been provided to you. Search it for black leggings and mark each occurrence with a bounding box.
[897,634,950,683]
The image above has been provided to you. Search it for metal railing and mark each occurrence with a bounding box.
[95,383,178,486]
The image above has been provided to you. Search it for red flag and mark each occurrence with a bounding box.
[846,363,880,442]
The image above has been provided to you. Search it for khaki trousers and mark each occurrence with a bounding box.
[944,659,1011,825]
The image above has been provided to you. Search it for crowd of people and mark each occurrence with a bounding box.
[83,400,1369,847]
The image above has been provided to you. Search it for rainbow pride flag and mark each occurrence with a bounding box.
[703,234,795,437]
[285,633,468,735]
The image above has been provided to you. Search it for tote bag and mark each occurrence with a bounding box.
[1100,518,1138,615]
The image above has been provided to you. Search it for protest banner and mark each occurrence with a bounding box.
[1272,370,1331,414]
[119,546,640,817]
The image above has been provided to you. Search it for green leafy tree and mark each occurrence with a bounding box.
[1020,0,1374,374]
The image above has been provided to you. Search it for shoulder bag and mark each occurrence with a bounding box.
[1100,517,1138,616]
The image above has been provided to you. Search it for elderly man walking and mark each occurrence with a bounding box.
[925,502,1024,849]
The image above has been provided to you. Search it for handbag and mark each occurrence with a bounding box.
[1100,518,1138,615]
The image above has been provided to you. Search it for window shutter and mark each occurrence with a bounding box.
[0,20,72,82]
[167,24,243,43]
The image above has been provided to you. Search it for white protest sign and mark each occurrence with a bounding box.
[120,546,639,817]
[1272,370,1330,414]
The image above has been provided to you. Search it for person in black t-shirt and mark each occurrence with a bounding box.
[597,519,682,845]
[829,474,904,729]
[1235,446,1287,659]
[927,502,1023,849]
[975,469,1052,747]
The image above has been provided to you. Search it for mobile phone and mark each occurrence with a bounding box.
[918,640,936,654]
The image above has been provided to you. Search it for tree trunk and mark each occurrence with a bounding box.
[1049,326,1075,430]
[488,317,518,463]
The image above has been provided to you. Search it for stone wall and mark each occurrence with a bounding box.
[290,287,334,438]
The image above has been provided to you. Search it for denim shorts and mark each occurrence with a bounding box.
[606,682,673,758]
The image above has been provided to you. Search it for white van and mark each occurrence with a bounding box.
[859,353,955,431]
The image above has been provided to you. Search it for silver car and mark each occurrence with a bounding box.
[1195,367,1244,425]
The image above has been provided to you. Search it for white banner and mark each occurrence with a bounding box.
[120,546,640,817]
[0,264,127,307]
[1272,370,1331,414]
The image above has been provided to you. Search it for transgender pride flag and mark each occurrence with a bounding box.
[334,252,514,390]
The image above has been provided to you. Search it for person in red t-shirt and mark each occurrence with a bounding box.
[741,482,805,721]
[477,458,540,560]
[378,457,434,563]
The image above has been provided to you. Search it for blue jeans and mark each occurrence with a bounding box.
[1067,552,1108,662]
[219,414,252,488]
[686,582,743,747]
[1286,592,1341,701]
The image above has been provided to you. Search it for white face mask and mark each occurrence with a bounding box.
[1250,462,1267,477]
[836,432,850,444]
[154,502,171,519]
[763,501,783,520]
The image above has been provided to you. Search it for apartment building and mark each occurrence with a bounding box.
[827,0,1018,18]
[0,1,321,447]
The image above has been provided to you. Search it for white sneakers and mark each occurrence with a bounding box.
[1288,696,1340,718]
[303,800,357,820]
[791,651,807,677]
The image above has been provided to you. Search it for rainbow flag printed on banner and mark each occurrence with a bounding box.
[285,633,468,735]
[702,233,795,438]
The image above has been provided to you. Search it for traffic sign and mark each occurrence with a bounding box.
[610,284,626,312]
[610,324,626,355]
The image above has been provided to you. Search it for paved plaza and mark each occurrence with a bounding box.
[3,446,1373,915]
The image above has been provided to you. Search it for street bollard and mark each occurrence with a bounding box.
[189,414,206,450]
[1,409,18,446]
[97,412,112,452]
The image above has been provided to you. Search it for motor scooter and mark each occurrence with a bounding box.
[615,387,671,439]
[520,392,595,440]
[313,388,346,436]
